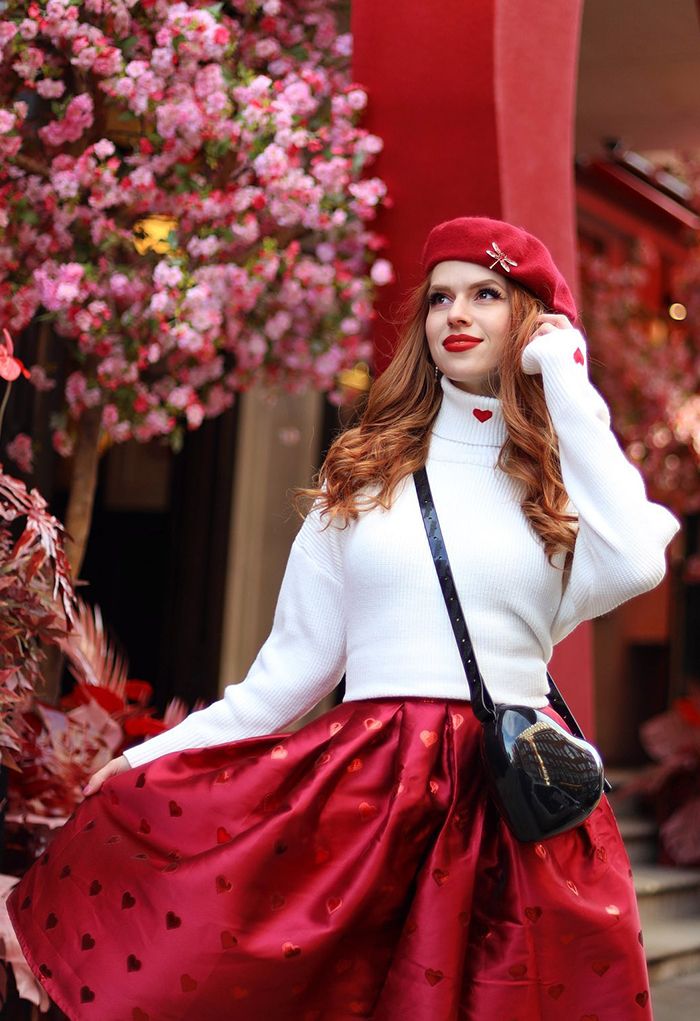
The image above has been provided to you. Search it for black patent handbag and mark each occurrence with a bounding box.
[414,466,609,843]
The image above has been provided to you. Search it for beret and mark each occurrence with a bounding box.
[421,216,577,321]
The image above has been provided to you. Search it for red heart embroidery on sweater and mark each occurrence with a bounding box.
[574,347,585,365]
[473,408,492,423]
[89,880,102,896]
[591,960,610,976]
[45,913,58,929]
[121,892,136,909]
[81,933,95,950]
[271,892,286,910]
[524,906,542,923]
[132,1009,149,1021]
[80,986,96,1003]
[60,865,71,878]
[425,968,444,986]
[282,941,301,958]
[168,800,183,817]
[432,868,449,887]
[220,930,238,949]
[364,717,382,731]
[165,911,182,929]
[635,992,649,1007]
[420,730,438,748]
[138,818,150,834]
[548,984,565,1000]
[127,954,142,972]
[180,974,197,993]
[232,986,249,999]
[217,827,232,844]
[39,964,52,978]
[135,772,146,788]
[326,896,342,913]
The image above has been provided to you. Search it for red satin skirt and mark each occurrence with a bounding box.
[9,697,652,1021]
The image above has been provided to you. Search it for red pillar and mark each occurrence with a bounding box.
[352,0,594,733]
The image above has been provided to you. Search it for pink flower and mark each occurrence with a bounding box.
[39,94,94,147]
[6,433,34,474]
[29,365,56,392]
[346,89,367,111]
[93,139,115,159]
[0,111,16,134]
[370,259,394,286]
[153,262,183,289]
[52,430,74,458]
[36,78,67,99]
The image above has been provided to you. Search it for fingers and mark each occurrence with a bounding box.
[83,755,130,796]
[533,313,573,330]
[530,313,574,341]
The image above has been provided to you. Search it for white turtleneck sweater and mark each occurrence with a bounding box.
[124,329,679,768]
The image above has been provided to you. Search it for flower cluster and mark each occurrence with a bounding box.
[0,1,391,455]
[580,240,700,514]
[7,597,202,818]
[0,467,75,767]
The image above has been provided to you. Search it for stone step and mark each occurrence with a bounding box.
[619,814,658,865]
[646,917,700,984]
[635,865,700,930]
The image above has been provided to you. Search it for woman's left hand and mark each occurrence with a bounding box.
[522,315,585,376]
[529,313,574,339]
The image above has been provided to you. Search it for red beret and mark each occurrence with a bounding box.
[421,216,577,322]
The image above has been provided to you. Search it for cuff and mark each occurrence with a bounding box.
[521,329,610,426]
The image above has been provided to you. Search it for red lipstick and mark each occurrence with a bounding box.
[443,334,482,352]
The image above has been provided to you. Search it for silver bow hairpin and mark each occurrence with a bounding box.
[486,242,518,273]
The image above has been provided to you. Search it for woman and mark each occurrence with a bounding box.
[10,216,678,1020]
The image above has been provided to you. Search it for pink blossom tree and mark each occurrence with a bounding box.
[580,239,700,515]
[0,0,392,575]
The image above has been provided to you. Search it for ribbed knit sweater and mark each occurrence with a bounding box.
[124,329,679,768]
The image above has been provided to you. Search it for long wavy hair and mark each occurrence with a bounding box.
[300,278,577,561]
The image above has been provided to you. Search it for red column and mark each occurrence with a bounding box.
[352,0,594,733]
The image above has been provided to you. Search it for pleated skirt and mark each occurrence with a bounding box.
[9,697,652,1020]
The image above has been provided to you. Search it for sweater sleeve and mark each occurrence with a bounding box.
[123,506,347,768]
[521,328,680,643]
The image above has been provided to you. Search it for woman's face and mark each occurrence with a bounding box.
[425,260,512,396]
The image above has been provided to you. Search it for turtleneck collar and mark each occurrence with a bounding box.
[431,375,507,448]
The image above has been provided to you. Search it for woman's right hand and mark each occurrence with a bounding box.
[83,755,131,796]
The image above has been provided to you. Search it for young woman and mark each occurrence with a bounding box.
[10,216,678,1020]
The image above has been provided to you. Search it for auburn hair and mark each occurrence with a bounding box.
[300,278,577,561]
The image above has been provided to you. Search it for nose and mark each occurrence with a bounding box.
[447,296,472,327]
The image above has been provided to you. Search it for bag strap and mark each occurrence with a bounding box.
[414,466,602,748]
[414,466,495,724]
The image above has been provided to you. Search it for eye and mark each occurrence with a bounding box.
[476,286,504,300]
[428,291,450,306]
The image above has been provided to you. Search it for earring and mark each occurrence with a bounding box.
[434,364,439,380]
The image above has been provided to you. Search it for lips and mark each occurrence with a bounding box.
[443,334,482,352]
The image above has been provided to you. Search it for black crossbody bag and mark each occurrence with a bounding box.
[414,466,610,842]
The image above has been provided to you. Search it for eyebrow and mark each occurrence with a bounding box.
[427,278,506,294]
